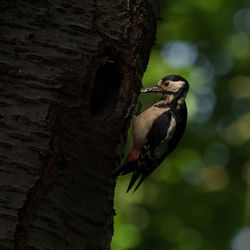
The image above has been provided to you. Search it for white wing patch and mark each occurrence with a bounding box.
[154,115,176,159]
[166,115,176,140]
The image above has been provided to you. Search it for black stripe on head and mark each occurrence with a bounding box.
[173,83,189,101]
[162,75,187,83]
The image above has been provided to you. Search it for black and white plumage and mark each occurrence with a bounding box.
[115,75,189,192]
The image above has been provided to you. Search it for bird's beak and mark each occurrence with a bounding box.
[140,85,162,93]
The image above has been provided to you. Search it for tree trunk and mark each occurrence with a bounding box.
[0,0,159,249]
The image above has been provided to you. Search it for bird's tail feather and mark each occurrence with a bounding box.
[126,164,147,192]
[112,161,146,193]
[112,161,137,176]
[127,170,140,192]
[132,175,146,192]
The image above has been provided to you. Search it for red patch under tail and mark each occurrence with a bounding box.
[123,148,140,165]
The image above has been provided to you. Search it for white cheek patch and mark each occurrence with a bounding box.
[168,80,185,92]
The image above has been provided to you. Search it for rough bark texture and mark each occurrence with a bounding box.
[0,0,159,249]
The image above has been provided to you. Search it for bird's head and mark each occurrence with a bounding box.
[141,75,189,103]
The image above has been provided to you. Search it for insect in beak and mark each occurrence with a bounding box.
[140,85,162,93]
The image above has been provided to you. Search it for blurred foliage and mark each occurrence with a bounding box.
[112,0,250,250]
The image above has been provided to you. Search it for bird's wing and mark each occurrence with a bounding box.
[140,110,175,169]
[127,110,174,192]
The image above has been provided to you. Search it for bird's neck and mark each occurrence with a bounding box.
[156,93,184,107]
[164,94,175,104]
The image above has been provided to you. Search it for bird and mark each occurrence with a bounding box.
[115,75,189,192]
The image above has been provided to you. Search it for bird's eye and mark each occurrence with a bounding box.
[164,81,170,87]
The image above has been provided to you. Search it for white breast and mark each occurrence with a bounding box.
[132,105,169,150]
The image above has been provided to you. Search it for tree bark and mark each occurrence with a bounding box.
[0,0,159,249]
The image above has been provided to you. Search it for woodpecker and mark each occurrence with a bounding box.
[115,75,189,192]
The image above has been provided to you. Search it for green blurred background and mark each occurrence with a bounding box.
[112,0,250,249]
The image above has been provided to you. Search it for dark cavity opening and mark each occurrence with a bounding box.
[90,59,121,117]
